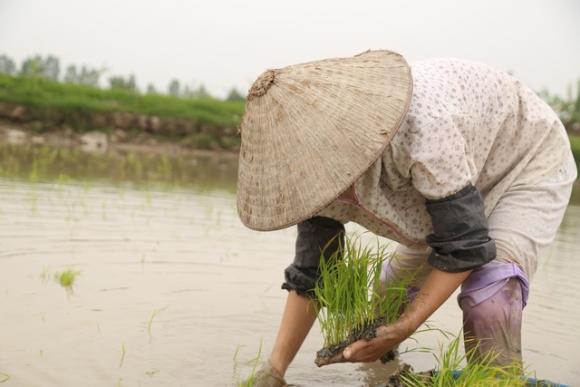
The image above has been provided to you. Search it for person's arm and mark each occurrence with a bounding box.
[269,217,345,376]
[344,268,471,362]
[344,184,495,362]
[269,290,318,375]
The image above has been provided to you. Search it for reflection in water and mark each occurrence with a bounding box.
[0,143,238,192]
[0,143,578,386]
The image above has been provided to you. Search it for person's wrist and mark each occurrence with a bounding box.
[394,314,419,338]
[268,358,286,378]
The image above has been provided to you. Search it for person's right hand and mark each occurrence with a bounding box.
[343,321,411,363]
[247,361,288,387]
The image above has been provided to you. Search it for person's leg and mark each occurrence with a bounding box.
[460,277,523,366]
[380,244,432,324]
[459,144,576,366]
[381,244,431,290]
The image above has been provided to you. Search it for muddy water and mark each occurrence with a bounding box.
[0,144,578,386]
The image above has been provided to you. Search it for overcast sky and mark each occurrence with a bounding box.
[1,0,579,98]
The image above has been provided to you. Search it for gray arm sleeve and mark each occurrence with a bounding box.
[425,184,496,273]
[282,216,345,299]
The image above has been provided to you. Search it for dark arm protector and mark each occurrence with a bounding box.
[282,216,345,299]
[425,184,496,273]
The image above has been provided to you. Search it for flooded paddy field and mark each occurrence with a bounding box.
[0,144,578,386]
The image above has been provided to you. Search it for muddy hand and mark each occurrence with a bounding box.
[343,324,407,363]
[250,361,288,387]
[314,349,347,367]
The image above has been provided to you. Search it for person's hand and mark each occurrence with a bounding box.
[250,361,288,387]
[342,321,412,363]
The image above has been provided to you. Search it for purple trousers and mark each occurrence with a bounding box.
[384,260,529,366]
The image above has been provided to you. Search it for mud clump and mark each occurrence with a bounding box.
[315,318,397,367]
[384,364,434,387]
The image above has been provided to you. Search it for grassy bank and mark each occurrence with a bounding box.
[0,74,244,149]
[2,73,580,159]
[570,134,580,168]
[0,74,244,125]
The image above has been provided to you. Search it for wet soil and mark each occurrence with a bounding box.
[384,364,434,387]
[315,318,397,367]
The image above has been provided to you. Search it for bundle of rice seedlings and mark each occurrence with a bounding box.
[314,236,411,367]
[390,336,528,387]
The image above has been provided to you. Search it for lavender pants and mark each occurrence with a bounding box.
[382,258,529,366]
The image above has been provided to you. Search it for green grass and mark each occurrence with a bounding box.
[314,236,409,347]
[54,269,80,288]
[569,134,580,168]
[0,74,244,128]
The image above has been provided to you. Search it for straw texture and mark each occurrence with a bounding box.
[237,49,412,231]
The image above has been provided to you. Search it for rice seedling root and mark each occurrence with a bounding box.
[315,317,397,367]
[384,364,434,387]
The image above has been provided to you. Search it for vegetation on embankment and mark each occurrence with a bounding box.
[570,134,580,168]
[0,73,245,150]
[1,53,580,157]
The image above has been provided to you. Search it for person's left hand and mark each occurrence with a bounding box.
[342,322,411,363]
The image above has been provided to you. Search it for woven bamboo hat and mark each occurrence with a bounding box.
[237,49,412,231]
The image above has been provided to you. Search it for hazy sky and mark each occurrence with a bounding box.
[1,0,579,98]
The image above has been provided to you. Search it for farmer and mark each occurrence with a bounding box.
[236,50,576,386]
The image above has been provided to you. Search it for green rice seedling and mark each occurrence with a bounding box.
[313,235,413,366]
[145,369,160,377]
[147,306,168,342]
[40,266,50,283]
[0,372,9,383]
[119,343,126,368]
[54,269,80,288]
[233,340,263,387]
[398,335,527,387]
[314,236,409,347]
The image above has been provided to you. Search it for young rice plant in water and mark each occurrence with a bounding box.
[314,236,410,347]
[399,335,527,386]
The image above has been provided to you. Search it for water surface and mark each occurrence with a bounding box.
[0,144,578,386]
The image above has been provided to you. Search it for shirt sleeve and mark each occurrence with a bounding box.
[425,184,496,272]
[394,115,475,200]
[282,216,345,298]
[393,116,495,272]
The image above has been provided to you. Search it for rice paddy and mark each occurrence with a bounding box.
[0,142,577,386]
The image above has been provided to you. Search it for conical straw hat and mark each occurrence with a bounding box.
[237,49,412,231]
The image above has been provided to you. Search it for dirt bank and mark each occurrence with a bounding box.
[0,119,240,160]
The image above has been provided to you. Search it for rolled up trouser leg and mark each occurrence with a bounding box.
[381,244,432,289]
[458,261,529,367]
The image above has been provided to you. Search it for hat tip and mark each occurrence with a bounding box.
[248,69,277,99]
